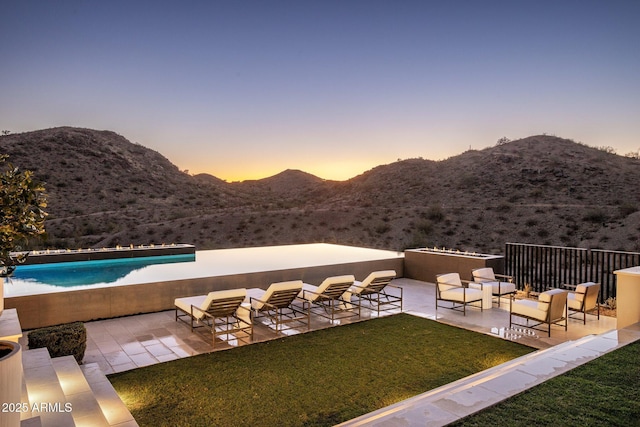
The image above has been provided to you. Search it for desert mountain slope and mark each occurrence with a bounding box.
[1,128,638,253]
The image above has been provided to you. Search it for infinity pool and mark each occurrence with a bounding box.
[11,254,196,287]
[5,244,404,297]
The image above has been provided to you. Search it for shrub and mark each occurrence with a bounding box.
[416,220,433,235]
[537,228,550,238]
[375,224,391,234]
[28,322,87,363]
[618,203,638,217]
[605,297,617,310]
[583,210,608,224]
[424,206,445,222]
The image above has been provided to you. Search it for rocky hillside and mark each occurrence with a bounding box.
[1,128,638,253]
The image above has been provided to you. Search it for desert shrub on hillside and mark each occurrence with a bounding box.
[583,210,608,224]
[618,203,638,217]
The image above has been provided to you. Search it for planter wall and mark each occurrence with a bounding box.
[404,248,504,283]
[0,341,22,427]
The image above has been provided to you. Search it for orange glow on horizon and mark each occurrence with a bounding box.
[191,159,382,182]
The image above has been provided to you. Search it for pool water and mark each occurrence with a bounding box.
[4,244,403,297]
[12,254,196,287]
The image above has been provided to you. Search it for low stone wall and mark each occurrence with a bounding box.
[404,249,504,283]
[7,257,403,330]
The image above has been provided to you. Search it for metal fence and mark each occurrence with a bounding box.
[505,243,640,302]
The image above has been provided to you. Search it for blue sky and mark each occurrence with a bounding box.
[2,1,639,181]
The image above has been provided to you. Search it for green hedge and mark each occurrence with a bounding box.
[28,322,87,363]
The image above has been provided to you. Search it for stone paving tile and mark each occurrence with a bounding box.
[129,352,158,368]
[139,338,161,347]
[110,361,137,373]
[156,353,180,363]
[94,340,122,355]
[158,335,184,347]
[121,341,148,356]
[168,344,197,357]
[103,350,133,366]
[145,343,174,357]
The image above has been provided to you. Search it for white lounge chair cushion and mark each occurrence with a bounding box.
[472,268,496,282]
[567,285,586,309]
[511,288,566,322]
[440,287,483,303]
[485,281,516,295]
[567,282,598,310]
[175,288,247,320]
[510,299,545,321]
[299,275,355,302]
[349,270,396,295]
[250,280,303,310]
[472,268,515,295]
[436,273,463,292]
[237,302,252,325]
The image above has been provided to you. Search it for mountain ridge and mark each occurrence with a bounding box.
[1,127,638,253]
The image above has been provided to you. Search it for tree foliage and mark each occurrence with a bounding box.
[0,154,47,276]
[495,137,511,146]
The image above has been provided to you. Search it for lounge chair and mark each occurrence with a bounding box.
[471,267,516,307]
[248,280,309,332]
[509,288,567,337]
[175,288,252,347]
[342,270,402,315]
[435,273,484,315]
[299,275,359,322]
[564,282,600,324]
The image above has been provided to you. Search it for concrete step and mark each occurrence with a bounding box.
[20,416,42,427]
[51,356,110,427]
[21,348,137,427]
[21,348,75,427]
[80,363,138,427]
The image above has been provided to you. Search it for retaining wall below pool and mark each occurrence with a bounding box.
[7,257,403,329]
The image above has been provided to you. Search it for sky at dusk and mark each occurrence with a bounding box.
[2,1,639,181]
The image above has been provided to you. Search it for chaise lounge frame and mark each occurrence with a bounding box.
[175,290,253,347]
[301,275,361,323]
[250,281,310,332]
[345,270,402,315]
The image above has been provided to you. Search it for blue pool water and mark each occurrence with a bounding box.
[11,254,196,287]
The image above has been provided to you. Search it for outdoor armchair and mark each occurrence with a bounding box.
[564,282,600,324]
[248,280,309,332]
[342,270,401,315]
[471,267,516,307]
[299,275,359,322]
[435,272,484,315]
[175,288,252,347]
[509,288,568,337]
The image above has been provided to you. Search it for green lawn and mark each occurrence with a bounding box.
[109,313,533,427]
[451,340,640,427]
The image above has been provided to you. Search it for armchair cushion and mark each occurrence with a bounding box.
[436,272,463,292]
[440,287,484,303]
[472,267,516,296]
[567,282,599,311]
[510,299,543,321]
